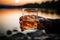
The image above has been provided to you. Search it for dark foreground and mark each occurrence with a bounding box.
[0,19,60,40]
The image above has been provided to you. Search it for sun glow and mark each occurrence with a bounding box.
[15,0,19,3]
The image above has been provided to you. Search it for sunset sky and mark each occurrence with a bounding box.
[0,0,58,6]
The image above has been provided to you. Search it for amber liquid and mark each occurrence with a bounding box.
[20,15,38,31]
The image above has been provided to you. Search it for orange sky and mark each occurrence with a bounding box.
[0,0,57,6]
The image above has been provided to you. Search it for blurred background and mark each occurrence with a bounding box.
[0,0,60,39]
